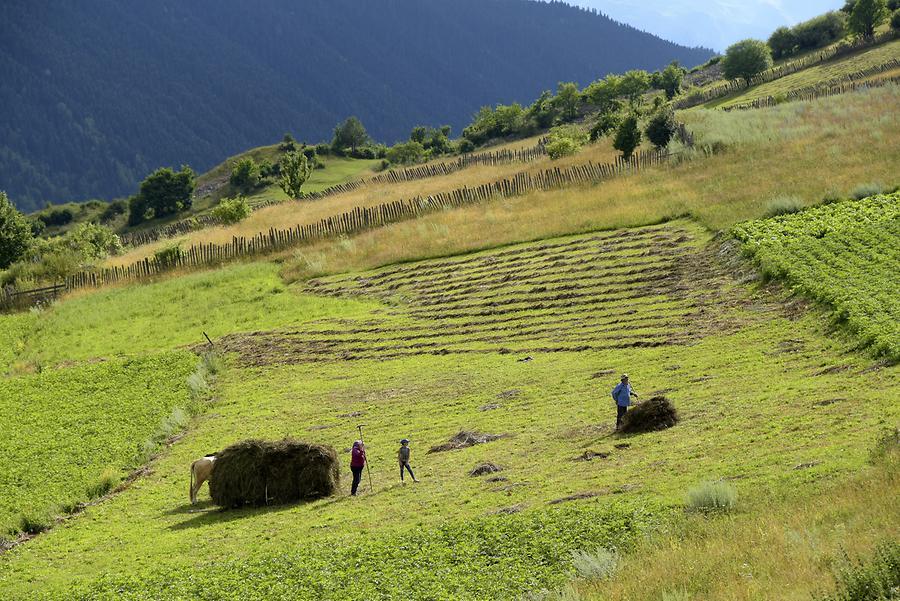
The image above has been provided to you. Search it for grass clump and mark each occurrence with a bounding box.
[686,481,738,513]
[763,195,805,217]
[17,512,52,536]
[85,468,119,500]
[851,182,885,200]
[571,548,619,580]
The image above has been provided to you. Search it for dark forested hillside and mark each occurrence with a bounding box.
[0,0,712,210]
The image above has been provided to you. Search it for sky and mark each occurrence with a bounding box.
[569,0,844,52]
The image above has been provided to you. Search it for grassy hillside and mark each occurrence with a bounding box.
[1,220,898,598]
[0,37,898,601]
[710,38,900,109]
[105,85,898,270]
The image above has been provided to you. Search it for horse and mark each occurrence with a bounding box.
[189,455,217,504]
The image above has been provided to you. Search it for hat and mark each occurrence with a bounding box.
[400,438,410,444]
[621,373,629,380]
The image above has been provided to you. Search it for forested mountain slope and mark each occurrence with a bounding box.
[0,0,712,210]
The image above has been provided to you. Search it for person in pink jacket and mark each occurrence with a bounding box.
[350,440,366,496]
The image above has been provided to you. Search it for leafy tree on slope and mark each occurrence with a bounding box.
[722,39,773,86]
[0,191,33,269]
[613,115,641,160]
[279,151,312,199]
[332,117,370,154]
[849,0,889,37]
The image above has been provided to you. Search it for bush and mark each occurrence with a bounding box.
[869,427,899,464]
[153,244,184,268]
[212,196,251,224]
[570,548,619,580]
[851,182,884,199]
[37,207,74,227]
[892,8,900,29]
[100,199,127,222]
[763,195,805,217]
[821,542,900,601]
[645,109,677,149]
[279,151,312,199]
[279,133,296,152]
[613,115,641,160]
[686,481,737,513]
[457,139,475,153]
[386,141,425,165]
[589,112,620,141]
[771,12,848,58]
[229,157,261,192]
[546,137,579,159]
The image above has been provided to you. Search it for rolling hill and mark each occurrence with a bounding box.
[0,0,712,211]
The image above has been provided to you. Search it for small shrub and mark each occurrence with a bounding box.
[154,244,184,268]
[211,195,251,224]
[892,9,900,30]
[187,371,210,400]
[571,547,619,580]
[822,541,900,601]
[201,350,223,376]
[85,467,119,499]
[546,137,580,159]
[851,182,884,200]
[686,480,737,513]
[764,195,805,217]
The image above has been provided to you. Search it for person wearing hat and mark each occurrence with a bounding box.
[397,438,419,483]
[611,373,639,430]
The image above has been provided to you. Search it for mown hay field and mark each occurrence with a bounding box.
[2,220,897,599]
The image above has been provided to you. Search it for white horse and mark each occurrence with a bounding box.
[189,455,216,504]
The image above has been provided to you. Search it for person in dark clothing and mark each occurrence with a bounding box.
[397,438,418,482]
[350,440,366,495]
[611,373,639,430]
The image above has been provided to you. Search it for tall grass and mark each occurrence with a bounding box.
[565,431,900,601]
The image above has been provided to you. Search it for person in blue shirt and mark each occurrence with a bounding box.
[611,373,639,430]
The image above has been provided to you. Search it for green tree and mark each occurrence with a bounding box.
[552,82,581,122]
[589,112,620,141]
[849,0,889,37]
[645,109,677,149]
[229,157,261,192]
[332,117,370,153]
[618,70,651,107]
[892,8,900,29]
[386,141,426,165]
[127,166,195,225]
[582,75,622,113]
[657,63,685,100]
[68,222,122,259]
[0,191,33,269]
[613,115,641,160]
[722,39,773,86]
[768,26,798,58]
[279,151,312,199]
[526,90,558,129]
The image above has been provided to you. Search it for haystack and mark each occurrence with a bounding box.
[209,439,340,508]
[619,396,679,434]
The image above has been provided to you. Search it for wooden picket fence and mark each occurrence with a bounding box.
[7,147,662,304]
[120,140,549,248]
[723,61,900,111]
[675,31,898,110]
[0,284,66,312]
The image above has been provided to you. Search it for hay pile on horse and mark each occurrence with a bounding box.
[208,439,340,508]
